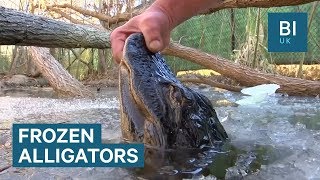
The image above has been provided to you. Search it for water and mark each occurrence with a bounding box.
[0,86,319,179]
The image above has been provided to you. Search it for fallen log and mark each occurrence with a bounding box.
[0,7,110,49]
[28,47,93,97]
[163,43,320,97]
[179,77,242,92]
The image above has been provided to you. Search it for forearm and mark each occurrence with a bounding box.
[147,0,222,29]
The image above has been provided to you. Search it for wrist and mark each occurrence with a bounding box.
[145,3,176,31]
[146,0,222,29]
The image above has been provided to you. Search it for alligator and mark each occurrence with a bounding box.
[119,33,228,150]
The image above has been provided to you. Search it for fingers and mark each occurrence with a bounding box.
[110,11,171,63]
[110,18,140,63]
[110,30,126,63]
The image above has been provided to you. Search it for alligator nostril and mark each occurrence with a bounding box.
[173,91,182,103]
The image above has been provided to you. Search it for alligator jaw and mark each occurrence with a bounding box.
[119,40,166,148]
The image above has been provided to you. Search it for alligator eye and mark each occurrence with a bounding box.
[181,96,194,107]
[169,85,182,104]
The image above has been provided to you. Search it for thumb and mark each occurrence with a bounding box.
[142,25,164,53]
[139,16,168,52]
[148,40,162,53]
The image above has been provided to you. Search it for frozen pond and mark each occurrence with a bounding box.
[0,86,319,179]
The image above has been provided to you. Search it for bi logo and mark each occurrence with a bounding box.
[268,13,307,52]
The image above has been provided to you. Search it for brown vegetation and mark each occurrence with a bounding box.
[276,64,320,81]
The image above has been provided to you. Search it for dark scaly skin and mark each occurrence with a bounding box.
[119,33,228,149]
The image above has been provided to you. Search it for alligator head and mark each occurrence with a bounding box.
[119,33,228,149]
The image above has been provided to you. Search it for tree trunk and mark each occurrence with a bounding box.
[9,46,26,75]
[87,49,95,76]
[0,7,110,49]
[163,43,320,97]
[230,9,236,53]
[28,47,93,97]
[98,49,107,75]
[26,54,40,77]
[9,46,19,75]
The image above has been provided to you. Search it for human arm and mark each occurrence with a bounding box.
[110,0,222,63]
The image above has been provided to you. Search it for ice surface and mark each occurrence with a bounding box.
[0,96,119,120]
[0,86,320,179]
[215,96,320,179]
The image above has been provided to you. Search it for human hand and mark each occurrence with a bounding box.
[110,7,172,63]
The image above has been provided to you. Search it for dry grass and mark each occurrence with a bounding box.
[177,69,220,77]
[276,64,320,81]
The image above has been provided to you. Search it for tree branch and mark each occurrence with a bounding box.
[47,7,84,24]
[47,3,144,27]
[204,0,318,14]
